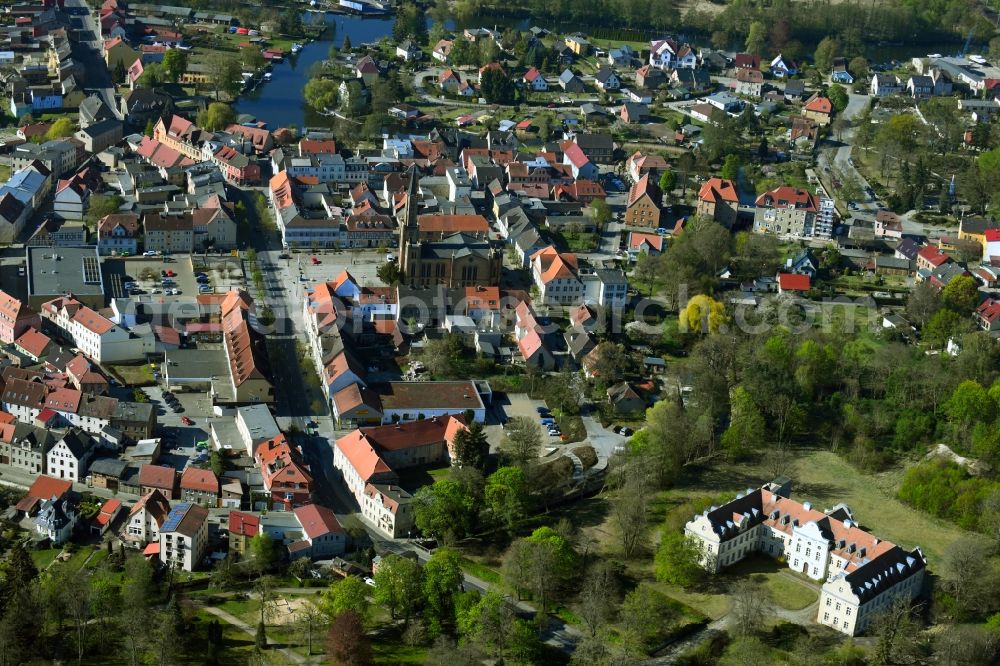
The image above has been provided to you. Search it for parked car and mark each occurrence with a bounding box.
[535,406,550,414]
[181,416,194,425]
[540,418,556,426]
[620,427,633,437]
[143,250,157,256]
[311,256,320,265]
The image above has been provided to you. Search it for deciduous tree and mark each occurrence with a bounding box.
[501,417,542,469]
[654,532,705,587]
[321,576,371,625]
[372,554,423,624]
[326,611,371,666]
[484,466,529,532]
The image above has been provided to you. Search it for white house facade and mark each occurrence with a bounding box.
[684,480,926,636]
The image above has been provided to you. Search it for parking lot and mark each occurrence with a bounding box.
[121,256,199,299]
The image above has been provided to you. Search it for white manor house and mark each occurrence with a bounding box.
[684,479,926,636]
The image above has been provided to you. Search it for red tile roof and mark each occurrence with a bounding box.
[917,245,950,267]
[139,464,176,491]
[15,328,50,358]
[755,186,818,211]
[976,297,1000,323]
[228,510,259,537]
[699,177,739,204]
[804,94,833,114]
[180,467,219,494]
[778,273,811,291]
[27,475,72,501]
[293,503,343,540]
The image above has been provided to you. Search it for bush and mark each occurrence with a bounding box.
[897,459,1000,530]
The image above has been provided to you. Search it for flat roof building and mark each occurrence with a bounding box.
[26,246,106,309]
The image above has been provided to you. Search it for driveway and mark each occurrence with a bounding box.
[581,415,626,460]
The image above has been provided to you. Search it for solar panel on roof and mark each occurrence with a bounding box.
[161,503,191,533]
[82,256,101,284]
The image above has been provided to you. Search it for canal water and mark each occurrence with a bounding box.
[235,12,395,129]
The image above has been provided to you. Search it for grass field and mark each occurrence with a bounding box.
[459,557,503,586]
[0,164,10,182]
[30,548,60,570]
[372,641,427,665]
[109,363,155,387]
[674,448,969,564]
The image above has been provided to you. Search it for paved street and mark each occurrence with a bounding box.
[65,0,122,119]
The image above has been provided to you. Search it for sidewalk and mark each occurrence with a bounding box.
[202,605,308,665]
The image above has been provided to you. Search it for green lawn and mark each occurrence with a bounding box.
[755,572,818,611]
[372,641,427,665]
[109,363,155,387]
[394,464,451,494]
[673,449,969,565]
[30,548,59,570]
[0,164,10,182]
[459,557,502,586]
[187,610,296,666]
[84,549,109,570]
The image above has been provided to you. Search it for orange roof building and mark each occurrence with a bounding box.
[685,481,926,637]
[333,416,466,538]
[219,289,273,404]
[697,177,740,227]
[255,435,313,510]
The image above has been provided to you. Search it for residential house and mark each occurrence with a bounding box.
[958,215,1000,251]
[139,463,176,498]
[777,272,811,294]
[93,213,140,256]
[907,75,934,99]
[608,382,645,413]
[290,504,346,559]
[256,434,313,510]
[334,417,465,538]
[53,172,90,221]
[122,489,171,547]
[620,102,649,124]
[14,328,53,362]
[34,496,77,544]
[697,177,739,228]
[627,232,665,261]
[395,40,421,62]
[686,481,926,636]
[753,187,819,237]
[46,428,94,482]
[871,73,903,97]
[530,246,583,305]
[439,68,462,93]
[0,422,54,475]
[565,35,591,56]
[432,39,453,63]
[769,54,797,78]
[227,510,259,559]
[158,502,209,571]
[831,58,855,84]
[91,498,123,535]
[41,296,144,364]
[635,65,666,90]
[735,68,764,98]
[916,244,951,272]
[89,457,130,491]
[594,68,621,92]
[73,118,123,154]
[975,298,1000,332]
[803,94,833,125]
[562,143,600,180]
[0,291,41,344]
[558,69,586,93]
[626,151,668,183]
[564,327,597,363]
[143,212,194,253]
[625,174,662,228]
[180,467,219,508]
[522,67,549,91]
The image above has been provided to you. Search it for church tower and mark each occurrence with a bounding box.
[399,166,421,284]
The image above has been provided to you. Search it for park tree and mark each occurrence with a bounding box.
[421,333,463,378]
[248,533,280,572]
[456,589,516,660]
[827,84,849,113]
[44,117,74,140]
[326,611,371,666]
[589,341,629,385]
[304,78,339,111]
[590,197,612,229]
[196,102,237,131]
[940,536,998,619]
[137,62,165,87]
[654,532,705,587]
[925,308,970,348]
[941,274,980,315]
[574,562,618,637]
[422,548,465,636]
[633,251,660,296]
[620,584,678,647]
[503,527,577,613]
[209,57,243,100]
[848,56,870,79]
[720,386,765,457]
[501,416,542,468]
[906,281,941,326]
[813,36,841,73]
[85,193,125,228]
[451,420,489,471]
[679,294,727,334]
[744,21,766,55]
[944,380,995,435]
[376,260,401,286]
[608,458,652,558]
[413,479,478,542]
[484,466,529,532]
[162,48,188,83]
[732,579,770,636]
[479,68,515,104]
[373,554,423,624]
[321,576,371,625]
[658,169,676,194]
[720,154,740,181]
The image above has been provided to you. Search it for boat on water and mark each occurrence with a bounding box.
[264,72,272,80]
[291,43,304,55]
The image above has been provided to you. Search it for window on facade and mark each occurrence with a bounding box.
[823,613,829,621]
[846,608,851,616]
[836,603,841,611]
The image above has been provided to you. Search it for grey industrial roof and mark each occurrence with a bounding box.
[27,246,105,299]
